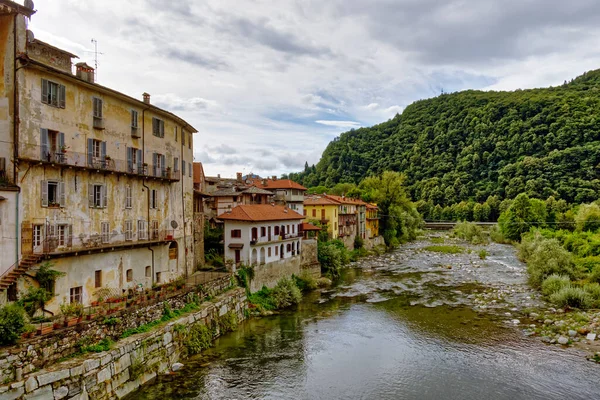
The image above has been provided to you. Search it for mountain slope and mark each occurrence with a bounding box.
[291,70,600,205]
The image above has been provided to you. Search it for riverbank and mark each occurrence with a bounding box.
[352,232,600,361]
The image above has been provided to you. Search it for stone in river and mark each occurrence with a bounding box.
[557,336,569,345]
[568,330,577,337]
[587,333,597,341]
[511,319,520,325]
[172,363,184,372]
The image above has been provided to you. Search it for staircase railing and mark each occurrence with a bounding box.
[0,259,21,284]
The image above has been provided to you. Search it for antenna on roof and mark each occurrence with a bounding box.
[90,39,103,81]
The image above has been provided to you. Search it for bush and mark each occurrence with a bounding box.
[271,278,302,309]
[354,235,364,249]
[318,241,344,278]
[0,303,28,345]
[549,286,593,309]
[453,221,488,244]
[489,225,510,244]
[293,272,318,292]
[185,324,214,355]
[575,203,600,232]
[525,237,576,287]
[541,274,571,296]
[247,286,277,312]
[589,266,600,284]
[478,249,488,260]
[423,245,464,254]
[583,283,600,305]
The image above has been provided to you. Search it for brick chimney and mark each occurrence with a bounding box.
[75,62,94,83]
[236,172,242,183]
[272,175,277,181]
[143,92,151,104]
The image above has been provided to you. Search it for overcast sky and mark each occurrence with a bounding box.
[26,0,600,178]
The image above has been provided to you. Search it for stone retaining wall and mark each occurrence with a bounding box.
[364,236,385,250]
[0,275,233,385]
[0,288,247,400]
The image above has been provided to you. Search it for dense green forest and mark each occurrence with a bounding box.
[290,70,600,215]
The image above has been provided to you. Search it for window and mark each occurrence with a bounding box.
[268,247,272,257]
[292,225,295,234]
[156,272,162,283]
[41,79,65,108]
[87,139,106,167]
[188,133,192,149]
[151,220,159,240]
[145,266,151,277]
[92,97,103,118]
[70,286,82,304]
[150,189,158,209]
[88,184,107,208]
[41,180,65,207]
[95,270,102,288]
[152,117,164,137]
[153,153,166,177]
[174,157,179,172]
[182,160,186,176]
[189,162,192,177]
[275,246,278,256]
[274,226,280,235]
[303,209,307,216]
[131,110,139,128]
[175,127,178,142]
[40,129,65,162]
[312,209,316,217]
[57,225,69,246]
[126,269,133,282]
[182,129,186,145]
[125,185,132,209]
[124,220,133,241]
[33,225,43,247]
[138,219,147,240]
[231,229,241,238]
[101,222,110,243]
[261,227,266,237]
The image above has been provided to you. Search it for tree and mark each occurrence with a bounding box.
[498,193,548,241]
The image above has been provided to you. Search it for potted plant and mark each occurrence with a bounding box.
[60,145,69,153]
[21,324,36,339]
[37,322,54,335]
[60,302,83,327]
[105,155,111,160]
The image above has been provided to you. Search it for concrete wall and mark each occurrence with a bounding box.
[0,288,247,400]
[300,239,320,278]
[0,189,20,278]
[250,255,302,292]
[364,235,385,250]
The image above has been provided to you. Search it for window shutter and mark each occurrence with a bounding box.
[161,155,166,171]
[100,141,106,160]
[88,184,94,208]
[160,120,164,137]
[102,184,108,208]
[59,181,66,207]
[58,132,65,150]
[182,130,185,145]
[67,225,73,247]
[126,147,132,171]
[136,149,142,171]
[87,138,93,166]
[41,180,49,207]
[40,128,49,160]
[41,79,48,103]
[153,153,158,176]
[59,84,66,108]
[152,118,157,135]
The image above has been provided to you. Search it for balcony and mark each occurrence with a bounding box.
[22,229,175,257]
[249,233,301,246]
[19,144,180,182]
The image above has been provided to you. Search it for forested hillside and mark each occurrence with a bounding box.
[291,70,600,207]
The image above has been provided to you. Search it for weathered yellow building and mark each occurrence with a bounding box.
[0,0,197,312]
[366,204,380,238]
[303,196,340,239]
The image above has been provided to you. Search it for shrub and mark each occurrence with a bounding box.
[575,203,600,232]
[0,303,28,345]
[185,324,214,355]
[318,242,343,278]
[549,286,593,309]
[541,274,571,296]
[517,231,546,262]
[217,311,238,334]
[293,272,318,292]
[271,278,302,309]
[583,282,600,305]
[354,235,364,249]
[423,245,464,254]
[20,287,53,318]
[478,249,488,260]
[526,238,576,287]
[489,225,510,244]
[247,286,277,312]
[589,266,600,284]
[453,221,488,244]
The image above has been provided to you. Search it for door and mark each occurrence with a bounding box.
[321,209,325,219]
[235,250,241,264]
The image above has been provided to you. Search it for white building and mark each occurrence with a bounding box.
[218,204,304,269]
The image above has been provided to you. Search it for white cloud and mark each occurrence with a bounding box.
[315,120,362,128]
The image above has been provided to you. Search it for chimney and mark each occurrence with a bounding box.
[236,172,242,183]
[217,174,221,179]
[143,92,151,104]
[272,175,277,181]
[75,62,94,83]
[262,179,267,186]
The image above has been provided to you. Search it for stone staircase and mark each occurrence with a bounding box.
[0,254,43,290]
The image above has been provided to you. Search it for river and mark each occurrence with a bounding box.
[130,236,600,399]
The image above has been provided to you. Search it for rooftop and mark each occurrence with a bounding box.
[304,196,342,206]
[251,178,307,191]
[218,204,304,222]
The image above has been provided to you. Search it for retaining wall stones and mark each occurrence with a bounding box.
[0,288,247,400]
[0,275,233,385]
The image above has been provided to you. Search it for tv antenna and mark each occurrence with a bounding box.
[90,39,104,81]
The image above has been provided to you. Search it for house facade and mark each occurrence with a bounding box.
[218,205,304,270]
[0,1,197,311]
[303,196,340,239]
[366,204,380,238]
[250,177,307,214]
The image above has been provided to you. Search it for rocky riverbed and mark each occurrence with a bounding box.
[342,232,600,363]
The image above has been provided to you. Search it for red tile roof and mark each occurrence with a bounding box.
[217,204,304,222]
[304,196,341,206]
[301,222,322,231]
[193,162,205,185]
[325,194,363,205]
[250,178,307,191]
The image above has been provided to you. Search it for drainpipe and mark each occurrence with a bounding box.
[13,14,21,268]
[141,107,153,285]
[181,128,188,279]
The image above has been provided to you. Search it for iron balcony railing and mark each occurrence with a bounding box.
[23,229,176,256]
[19,144,181,181]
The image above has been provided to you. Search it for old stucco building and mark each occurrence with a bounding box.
[0,0,197,312]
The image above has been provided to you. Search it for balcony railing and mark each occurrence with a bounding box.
[19,144,180,181]
[23,229,175,256]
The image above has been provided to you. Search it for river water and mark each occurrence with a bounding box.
[130,237,600,400]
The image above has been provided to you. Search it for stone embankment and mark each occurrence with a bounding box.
[0,288,247,400]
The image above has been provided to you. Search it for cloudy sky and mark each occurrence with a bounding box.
[26,0,600,178]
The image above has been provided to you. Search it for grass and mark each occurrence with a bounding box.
[423,245,464,254]
[478,249,488,260]
[430,237,445,244]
